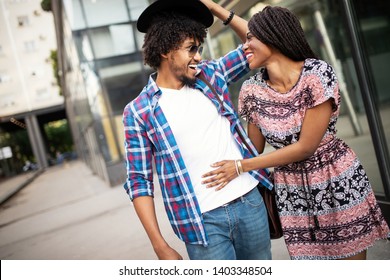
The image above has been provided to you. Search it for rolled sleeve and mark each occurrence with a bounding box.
[123,103,154,201]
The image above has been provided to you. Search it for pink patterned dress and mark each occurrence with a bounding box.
[238,58,389,259]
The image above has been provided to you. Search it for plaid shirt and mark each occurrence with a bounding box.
[123,45,272,246]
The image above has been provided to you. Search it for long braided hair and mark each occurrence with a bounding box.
[248,6,317,61]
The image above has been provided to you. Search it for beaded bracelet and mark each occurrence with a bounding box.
[223,10,235,25]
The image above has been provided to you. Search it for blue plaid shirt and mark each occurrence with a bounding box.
[123,45,272,246]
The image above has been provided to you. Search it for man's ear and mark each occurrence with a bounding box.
[161,53,168,59]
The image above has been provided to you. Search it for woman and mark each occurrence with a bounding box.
[202,6,389,260]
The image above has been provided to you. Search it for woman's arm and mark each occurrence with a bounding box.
[248,122,266,154]
[244,99,333,171]
[202,100,333,189]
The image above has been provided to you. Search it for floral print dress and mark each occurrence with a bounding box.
[239,58,389,259]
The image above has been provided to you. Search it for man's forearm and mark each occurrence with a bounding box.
[133,196,183,259]
[133,196,167,250]
[200,0,248,42]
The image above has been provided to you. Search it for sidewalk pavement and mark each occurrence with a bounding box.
[0,160,388,260]
[0,170,43,205]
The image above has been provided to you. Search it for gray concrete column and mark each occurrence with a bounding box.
[25,115,48,169]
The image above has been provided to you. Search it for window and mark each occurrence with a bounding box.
[17,15,29,27]
[89,24,135,59]
[126,0,149,21]
[0,72,11,83]
[35,87,50,100]
[24,41,36,52]
[63,0,86,30]
[0,93,16,109]
[83,0,128,28]
[30,66,45,78]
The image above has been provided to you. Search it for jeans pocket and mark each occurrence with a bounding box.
[243,188,264,208]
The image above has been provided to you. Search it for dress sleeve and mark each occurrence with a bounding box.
[307,61,340,113]
[238,79,256,124]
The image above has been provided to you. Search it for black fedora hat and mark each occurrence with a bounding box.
[137,0,214,33]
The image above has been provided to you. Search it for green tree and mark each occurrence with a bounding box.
[41,0,51,12]
[50,50,62,95]
[44,120,74,158]
[0,129,34,174]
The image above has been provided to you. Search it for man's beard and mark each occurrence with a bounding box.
[181,75,196,87]
[170,58,197,87]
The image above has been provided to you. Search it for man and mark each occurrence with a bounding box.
[123,0,272,260]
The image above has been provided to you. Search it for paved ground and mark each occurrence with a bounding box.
[0,160,389,260]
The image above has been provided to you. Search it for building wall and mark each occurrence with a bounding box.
[53,0,153,185]
[0,0,63,117]
[0,0,67,174]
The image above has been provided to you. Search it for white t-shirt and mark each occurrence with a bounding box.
[159,86,258,213]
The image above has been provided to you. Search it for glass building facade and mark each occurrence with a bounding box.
[52,0,390,220]
[52,0,152,185]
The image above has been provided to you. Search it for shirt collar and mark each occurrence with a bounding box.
[146,70,206,99]
[145,72,161,99]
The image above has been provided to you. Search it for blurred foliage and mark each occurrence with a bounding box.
[41,0,51,12]
[44,119,73,158]
[50,50,62,95]
[0,129,34,174]
[0,119,74,176]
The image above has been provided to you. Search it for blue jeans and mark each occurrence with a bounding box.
[185,187,271,260]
